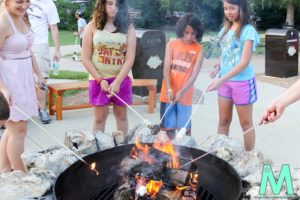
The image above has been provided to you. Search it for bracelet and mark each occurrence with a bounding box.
[95,77,104,85]
[167,89,173,92]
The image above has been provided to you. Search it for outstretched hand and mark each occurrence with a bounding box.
[206,79,223,92]
[259,100,286,125]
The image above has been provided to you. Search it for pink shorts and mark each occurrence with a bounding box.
[218,77,257,105]
[89,76,132,106]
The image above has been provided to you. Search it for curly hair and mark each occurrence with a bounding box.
[221,0,252,40]
[91,0,130,34]
[175,13,204,42]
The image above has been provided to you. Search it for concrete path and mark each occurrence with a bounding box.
[22,45,300,170]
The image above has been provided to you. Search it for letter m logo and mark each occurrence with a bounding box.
[259,164,294,195]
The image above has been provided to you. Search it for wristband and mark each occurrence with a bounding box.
[95,77,104,85]
[167,89,173,92]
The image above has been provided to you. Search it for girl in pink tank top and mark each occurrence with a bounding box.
[0,0,43,173]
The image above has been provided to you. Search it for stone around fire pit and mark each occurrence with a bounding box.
[22,147,78,176]
[0,170,53,200]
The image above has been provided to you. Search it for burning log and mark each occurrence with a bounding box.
[113,180,135,200]
[157,189,182,200]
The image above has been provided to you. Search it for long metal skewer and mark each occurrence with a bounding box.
[111,91,150,124]
[14,105,89,165]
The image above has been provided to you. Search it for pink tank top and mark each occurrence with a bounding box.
[0,11,34,60]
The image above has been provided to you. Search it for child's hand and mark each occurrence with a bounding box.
[209,64,220,79]
[206,79,223,92]
[167,89,174,103]
[174,90,184,103]
[259,99,286,125]
[100,80,109,92]
[108,81,120,97]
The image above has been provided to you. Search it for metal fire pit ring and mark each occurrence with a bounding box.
[54,144,242,200]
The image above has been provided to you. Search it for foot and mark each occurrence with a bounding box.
[39,109,51,124]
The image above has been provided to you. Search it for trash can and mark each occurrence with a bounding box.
[132,30,167,96]
[265,28,298,78]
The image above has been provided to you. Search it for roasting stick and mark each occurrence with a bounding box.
[14,105,100,175]
[176,73,220,139]
[159,103,174,124]
[111,91,153,126]
[178,151,216,170]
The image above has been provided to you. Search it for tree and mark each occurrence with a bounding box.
[286,0,294,25]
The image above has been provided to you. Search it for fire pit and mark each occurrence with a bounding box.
[54,144,242,200]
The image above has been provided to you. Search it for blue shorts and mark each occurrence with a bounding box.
[160,102,192,131]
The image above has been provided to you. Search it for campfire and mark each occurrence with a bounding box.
[54,135,242,200]
[114,139,199,199]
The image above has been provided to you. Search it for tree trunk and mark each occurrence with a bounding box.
[285,0,294,26]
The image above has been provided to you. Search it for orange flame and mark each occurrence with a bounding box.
[153,141,179,168]
[146,180,163,196]
[130,139,152,163]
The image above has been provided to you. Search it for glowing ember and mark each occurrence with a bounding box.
[90,163,100,176]
[146,179,163,196]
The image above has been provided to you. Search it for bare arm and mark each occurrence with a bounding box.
[0,14,12,103]
[220,40,253,81]
[179,50,204,94]
[113,26,136,85]
[260,79,300,124]
[207,40,253,91]
[81,23,102,80]
[49,24,61,61]
[163,42,172,90]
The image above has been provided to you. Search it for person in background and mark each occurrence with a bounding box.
[74,9,87,48]
[82,0,136,138]
[159,13,204,140]
[207,0,260,151]
[27,0,61,124]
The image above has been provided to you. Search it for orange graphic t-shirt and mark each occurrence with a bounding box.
[160,39,202,106]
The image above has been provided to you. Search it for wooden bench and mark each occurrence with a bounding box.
[48,79,157,120]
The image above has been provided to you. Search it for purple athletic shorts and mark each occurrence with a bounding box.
[89,76,132,106]
[218,77,257,105]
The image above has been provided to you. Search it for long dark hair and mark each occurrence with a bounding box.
[175,13,204,42]
[91,0,130,34]
[221,0,251,40]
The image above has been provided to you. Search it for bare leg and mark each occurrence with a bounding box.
[236,104,255,151]
[113,105,128,136]
[36,78,47,110]
[93,106,109,133]
[166,130,176,140]
[0,128,12,173]
[217,96,233,136]
[6,121,27,172]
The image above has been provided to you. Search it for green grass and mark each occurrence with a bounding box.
[49,70,88,80]
[49,30,76,46]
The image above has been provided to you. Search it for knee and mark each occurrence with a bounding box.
[239,119,253,130]
[94,114,108,125]
[219,117,232,127]
[114,110,127,121]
